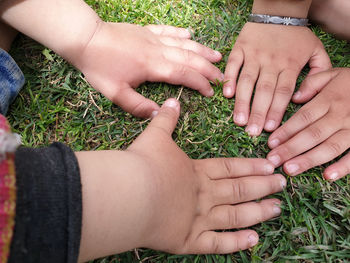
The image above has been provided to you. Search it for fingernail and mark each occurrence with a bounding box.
[267,155,280,166]
[163,99,178,108]
[223,86,232,97]
[181,30,191,38]
[208,89,215,97]
[151,111,158,118]
[293,91,301,100]
[285,163,299,175]
[265,164,275,174]
[216,51,222,58]
[328,172,339,181]
[248,234,259,246]
[273,203,282,216]
[280,176,287,188]
[269,139,280,148]
[234,113,246,125]
[221,73,225,81]
[246,124,259,136]
[265,120,276,131]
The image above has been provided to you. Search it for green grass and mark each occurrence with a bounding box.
[8,0,350,262]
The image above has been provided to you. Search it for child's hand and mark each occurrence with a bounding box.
[75,22,223,118]
[77,98,285,261]
[267,68,350,181]
[223,22,331,136]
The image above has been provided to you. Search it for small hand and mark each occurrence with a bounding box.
[223,22,331,136]
[127,98,285,254]
[267,68,350,181]
[78,99,286,261]
[75,22,223,118]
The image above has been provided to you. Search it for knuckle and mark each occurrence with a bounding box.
[159,65,174,80]
[298,109,315,124]
[210,234,221,254]
[266,109,282,122]
[182,49,192,63]
[275,85,294,96]
[258,81,275,92]
[130,100,149,117]
[286,57,299,67]
[227,207,239,227]
[326,141,343,156]
[239,73,254,83]
[275,145,291,158]
[235,98,249,108]
[160,108,176,120]
[176,64,189,77]
[307,126,323,141]
[301,156,315,170]
[303,76,314,89]
[232,181,246,201]
[250,111,265,121]
[222,158,234,178]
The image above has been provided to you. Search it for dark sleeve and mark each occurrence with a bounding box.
[9,142,82,263]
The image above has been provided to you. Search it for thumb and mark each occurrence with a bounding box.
[292,69,338,104]
[147,98,180,135]
[307,46,332,77]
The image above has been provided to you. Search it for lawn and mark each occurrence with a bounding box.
[8,0,350,262]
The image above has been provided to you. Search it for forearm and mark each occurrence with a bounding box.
[76,150,154,262]
[252,0,312,18]
[0,0,101,66]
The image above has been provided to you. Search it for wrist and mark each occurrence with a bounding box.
[252,0,312,18]
[77,150,155,261]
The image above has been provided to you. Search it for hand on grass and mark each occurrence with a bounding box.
[77,98,285,261]
[75,22,223,118]
[267,68,350,181]
[223,22,331,136]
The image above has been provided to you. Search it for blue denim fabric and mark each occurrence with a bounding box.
[0,48,25,115]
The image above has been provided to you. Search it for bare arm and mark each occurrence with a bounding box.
[253,0,312,17]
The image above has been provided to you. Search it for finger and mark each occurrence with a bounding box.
[194,158,275,180]
[268,95,328,149]
[145,24,192,39]
[146,98,180,135]
[107,83,160,118]
[283,130,350,176]
[159,36,222,63]
[233,62,260,126]
[191,230,259,254]
[263,69,299,132]
[223,47,244,98]
[324,151,350,181]
[163,46,223,84]
[212,174,286,205]
[153,60,215,97]
[267,115,340,167]
[292,70,339,104]
[246,69,278,136]
[307,45,332,77]
[208,199,281,230]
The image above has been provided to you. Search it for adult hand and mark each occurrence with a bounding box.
[75,22,223,118]
[77,98,286,261]
[223,22,331,136]
[267,68,350,181]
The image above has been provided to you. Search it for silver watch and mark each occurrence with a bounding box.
[248,14,309,27]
